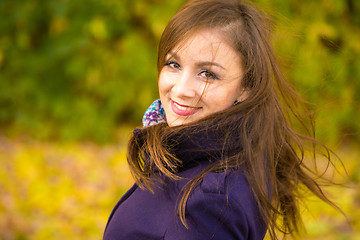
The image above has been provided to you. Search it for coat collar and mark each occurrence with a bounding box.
[133,121,242,171]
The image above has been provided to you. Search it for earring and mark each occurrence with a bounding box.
[233,100,240,106]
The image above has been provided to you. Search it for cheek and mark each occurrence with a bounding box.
[202,85,239,109]
[158,72,172,95]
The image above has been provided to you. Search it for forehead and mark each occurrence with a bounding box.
[170,29,240,63]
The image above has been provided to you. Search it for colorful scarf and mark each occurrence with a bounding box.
[142,99,166,127]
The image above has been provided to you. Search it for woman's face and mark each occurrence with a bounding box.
[158,29,247,127]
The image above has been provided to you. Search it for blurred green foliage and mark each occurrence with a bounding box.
[259,0,360,146]
[0,0,359,144]
[0,0,185,142]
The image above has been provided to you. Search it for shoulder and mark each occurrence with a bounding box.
[200,169,250,195]
[200,170,265,231]
[199,170,258,209]
[165,170,267,240]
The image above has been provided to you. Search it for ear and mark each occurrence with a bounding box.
[236,88,250,102]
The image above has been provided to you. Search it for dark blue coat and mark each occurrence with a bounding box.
[103,128,267,239]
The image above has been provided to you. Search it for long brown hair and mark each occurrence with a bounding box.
[127,0,341,238]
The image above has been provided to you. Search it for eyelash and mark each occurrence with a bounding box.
[199,70,219,80]
[164,61,180,70]
[164,60,220,81]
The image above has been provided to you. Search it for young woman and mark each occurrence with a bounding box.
[103,0,339,239]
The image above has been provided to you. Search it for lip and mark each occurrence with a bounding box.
[171,100,201,116]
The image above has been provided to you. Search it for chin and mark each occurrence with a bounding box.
[167,119,186,127]
[167,115,203,127]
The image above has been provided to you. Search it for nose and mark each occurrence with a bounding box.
[172,71,198,98]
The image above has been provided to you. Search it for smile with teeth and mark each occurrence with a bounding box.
[171,100,201,116]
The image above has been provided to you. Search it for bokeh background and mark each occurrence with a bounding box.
[0,0,359,239]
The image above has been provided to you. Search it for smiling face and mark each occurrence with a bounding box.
[158,29,247,127]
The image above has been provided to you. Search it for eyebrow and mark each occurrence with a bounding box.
[167,52,226,70]
[197,61,225,70]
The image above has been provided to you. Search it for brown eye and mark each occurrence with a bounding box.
[165,61,181,70]
[204,72,213,78]
[199,70,219,80]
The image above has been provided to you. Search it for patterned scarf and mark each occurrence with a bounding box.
[142,99,166,127]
